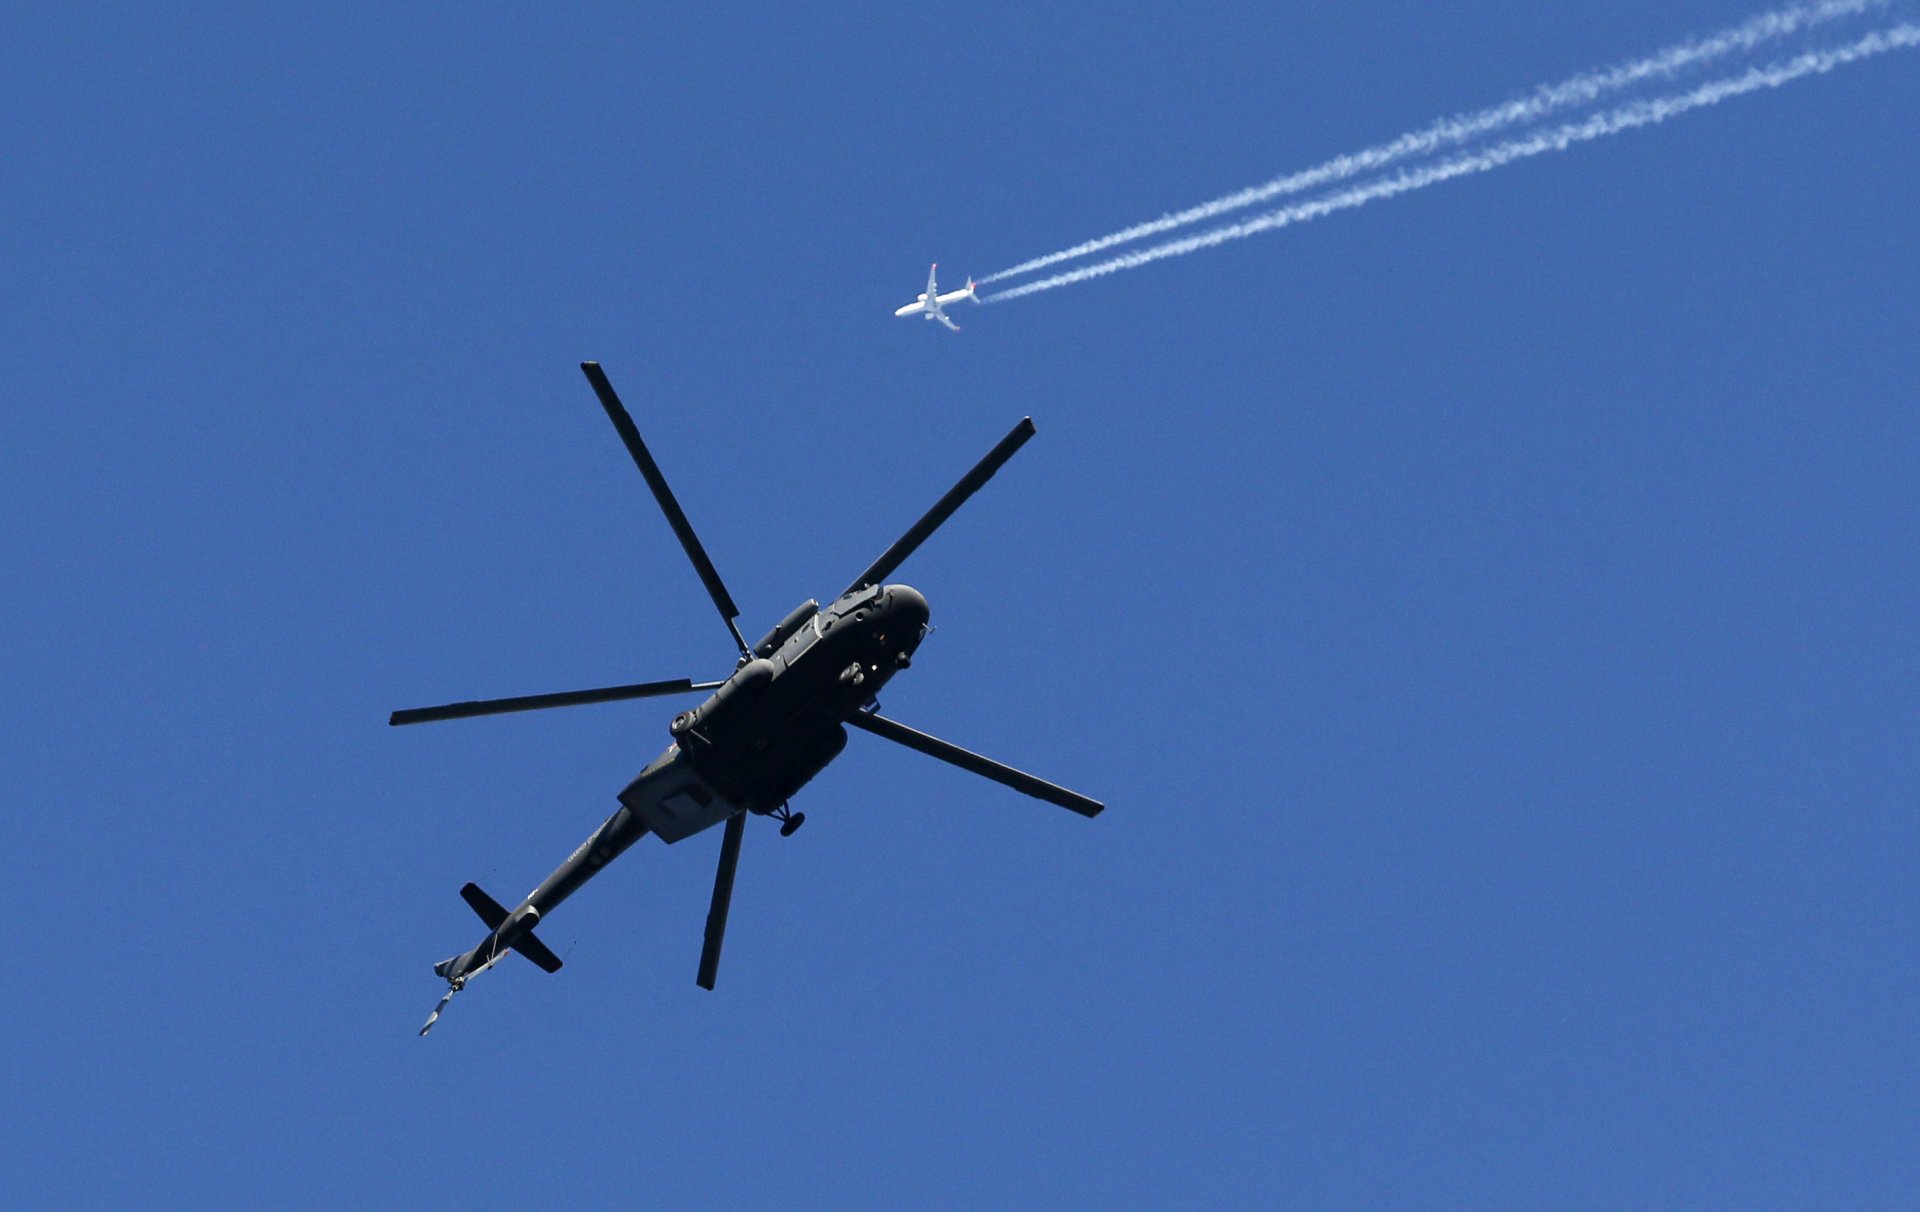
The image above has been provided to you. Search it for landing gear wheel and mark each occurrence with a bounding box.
[779,812,806,837]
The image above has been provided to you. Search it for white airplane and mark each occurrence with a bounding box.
[894,263,979,332]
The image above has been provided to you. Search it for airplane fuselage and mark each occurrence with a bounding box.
[894,287,978,319]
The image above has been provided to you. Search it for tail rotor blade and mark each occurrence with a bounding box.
[581,361,749,656]
[842,417,1035,597]
[696,811,746,990]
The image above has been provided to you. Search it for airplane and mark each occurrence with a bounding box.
[894,262,979,331]
[393,362,1103,1034]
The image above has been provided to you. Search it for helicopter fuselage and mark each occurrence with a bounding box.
[633,581,931,840]
[438,581,934,983]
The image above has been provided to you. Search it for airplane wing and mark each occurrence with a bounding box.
[936,313,961,332]
[926,262,939,300]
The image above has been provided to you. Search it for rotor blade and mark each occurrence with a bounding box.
[842,417,1036,597]
[845,709,1104,818]
[696,811,746,990]
[580,361,749,656]
[389,678,723,726]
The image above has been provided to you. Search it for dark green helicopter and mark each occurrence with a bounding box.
[396,363,1102,1034]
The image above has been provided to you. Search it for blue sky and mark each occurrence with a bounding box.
[4,4,1916,1207]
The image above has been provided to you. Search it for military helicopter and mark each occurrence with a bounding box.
[396,362,1102,1034]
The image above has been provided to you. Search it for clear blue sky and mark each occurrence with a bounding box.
[4,4,1916,1208]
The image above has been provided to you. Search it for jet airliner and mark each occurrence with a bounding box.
[894,263,978,331]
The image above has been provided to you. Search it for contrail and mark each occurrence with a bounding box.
[985,23,1919,303]
[978,0,1890,286]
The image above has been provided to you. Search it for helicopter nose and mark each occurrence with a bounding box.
[882,584,930,633]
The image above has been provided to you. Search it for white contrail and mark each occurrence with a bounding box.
[985,24,1918,303]
[978,0,1889,285]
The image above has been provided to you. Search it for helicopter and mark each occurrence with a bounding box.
[395,362,1103,1034]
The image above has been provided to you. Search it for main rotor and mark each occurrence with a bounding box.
[391,362,1101,1022]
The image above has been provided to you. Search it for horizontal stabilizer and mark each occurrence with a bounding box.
[457,882,563,974]
[513,930,564,974]
[459,882,509,931]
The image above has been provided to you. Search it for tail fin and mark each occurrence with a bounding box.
[966,277,980,302]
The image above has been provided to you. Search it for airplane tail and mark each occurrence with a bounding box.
[966,277,980,302]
